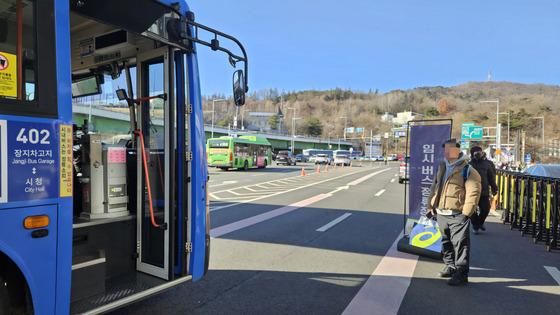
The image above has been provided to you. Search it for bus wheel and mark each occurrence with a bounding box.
[0,275,9,315]
[243,161,249,170]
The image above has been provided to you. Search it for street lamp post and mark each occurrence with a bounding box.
[292,117,301,153]
[338,135,340,150]
[499,112,510,146]
[211,98,226,138]
[328,132,331,149]
[531,117,545,145]
[340,117,348,140]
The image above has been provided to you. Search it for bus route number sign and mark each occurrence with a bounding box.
[1,120,59,202]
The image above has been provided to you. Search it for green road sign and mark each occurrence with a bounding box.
[466,126,483,139]
[462,123,474,137]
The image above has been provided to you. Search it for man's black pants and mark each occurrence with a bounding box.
[471,196,491,230]
[437,213,470,275]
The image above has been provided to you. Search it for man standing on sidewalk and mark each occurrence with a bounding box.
[427,139,481,286]
[469,146,498,234]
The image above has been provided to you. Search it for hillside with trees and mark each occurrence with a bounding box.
[203,81,560,162]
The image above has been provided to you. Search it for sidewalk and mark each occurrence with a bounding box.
[398,210,560,315]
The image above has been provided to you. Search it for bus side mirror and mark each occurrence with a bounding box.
[233,70,245,107]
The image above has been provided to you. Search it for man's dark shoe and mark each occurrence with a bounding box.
[447,273,468,286]
[438,266,457,278]
[472,226,479,235]
[480,224,486,231]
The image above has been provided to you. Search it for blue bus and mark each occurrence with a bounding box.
[0,1,248,314]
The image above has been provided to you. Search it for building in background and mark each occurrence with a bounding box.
[393,111,425,125]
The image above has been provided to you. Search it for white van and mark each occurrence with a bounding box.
[333,150,351,166]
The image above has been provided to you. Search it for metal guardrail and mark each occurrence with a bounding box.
[496,170,559,251]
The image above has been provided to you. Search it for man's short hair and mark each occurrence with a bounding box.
[442,138,460,148]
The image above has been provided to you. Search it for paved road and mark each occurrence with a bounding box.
[111,162,560,314]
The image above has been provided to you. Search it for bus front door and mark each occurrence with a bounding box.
[135,47,174,280]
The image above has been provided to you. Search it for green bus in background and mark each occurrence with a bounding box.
[207,136,272,170]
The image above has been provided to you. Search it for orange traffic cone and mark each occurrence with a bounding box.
[326,164,329,171]
[301,167,305,176]
[342,163,345,169]
[350,162,353,167]
[370,162,373,167]
[317,165,321,173]
[334,164,337,170]
[359,162,362,167]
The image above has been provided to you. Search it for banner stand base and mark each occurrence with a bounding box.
[396,236,443,261]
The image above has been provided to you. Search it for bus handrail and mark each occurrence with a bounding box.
[133,130,166,230]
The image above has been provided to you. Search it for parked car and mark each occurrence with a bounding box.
[373,155,384,161]
[309,155,317,163]
[276,151,296,166]
[388,154,398,161]
[399,156,410,184]
[397,154,405,161]
[295,154,309,163]
[360,156,372,161]
[315,154,331,165]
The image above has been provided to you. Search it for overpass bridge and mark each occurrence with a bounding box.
[72,104,353,151]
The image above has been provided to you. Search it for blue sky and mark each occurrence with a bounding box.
[187,0,560,97]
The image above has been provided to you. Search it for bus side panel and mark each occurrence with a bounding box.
[54,0,73,313]
[0,205,58,314]
[187,51,208,281]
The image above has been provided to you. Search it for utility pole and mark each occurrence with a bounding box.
[211,98,226,138]
[340,117,348,140]
[522,130,526,164]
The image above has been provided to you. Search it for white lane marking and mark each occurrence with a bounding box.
[374,189,386,197]
[316,213,352,232]
[343,232,418,315]
[210,202,242,211]
[210,180,239,187]
[347,168,391,186]
[544,266,560,285]
[326,185,349,195]
[209,168,378,211]
[391,179,395,183]
[211,194,331,237]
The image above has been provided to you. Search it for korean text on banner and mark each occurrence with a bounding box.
[408,124,451,220]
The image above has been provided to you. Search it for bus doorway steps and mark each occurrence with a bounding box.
[69,271,166,314]
[71,250,106,303]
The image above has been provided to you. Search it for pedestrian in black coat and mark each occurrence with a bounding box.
[469,146,498,233]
